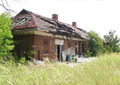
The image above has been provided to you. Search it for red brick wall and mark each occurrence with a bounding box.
[14,34,88,60]
[33,35,79,60]
[63,40,68,50]
[33,35,43,60]
[13,35,34,58]
[33,35,56,60]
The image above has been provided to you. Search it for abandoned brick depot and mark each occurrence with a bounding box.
[12,9,89,61]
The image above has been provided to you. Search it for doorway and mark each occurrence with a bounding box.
[38,50,40,60]
[55,45,63,61]
[55,39,64,61]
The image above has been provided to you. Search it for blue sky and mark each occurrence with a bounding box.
[0,0,120,38]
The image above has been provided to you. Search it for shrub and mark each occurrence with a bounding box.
[19,57,27,64]
[87,31,104,56]
[84,50,92,57]
[24,50,35,60]
[0,12,14,57]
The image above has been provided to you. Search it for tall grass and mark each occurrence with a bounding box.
[0,53,120,85]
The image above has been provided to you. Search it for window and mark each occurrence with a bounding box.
[81,42,84,54]
[76,42,78,55]
[44,38,49,54]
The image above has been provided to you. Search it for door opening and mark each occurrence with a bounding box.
[55,45,63,61]
[57,45,60,61]
[38,50,40,60]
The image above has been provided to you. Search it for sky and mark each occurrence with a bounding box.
[0,0,120,38]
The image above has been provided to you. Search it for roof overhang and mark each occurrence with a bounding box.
[12,29,85,41]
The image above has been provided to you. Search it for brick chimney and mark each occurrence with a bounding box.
[52,14,58,21]
[72,22,77,27]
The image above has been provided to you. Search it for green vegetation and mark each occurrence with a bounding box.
[12,50,35,64]
[87,31,104,56]
[104,30,120,52]
[84,50,92,57]
[0,13,14,57]
[0,53,120,85]
[24,50,36,60]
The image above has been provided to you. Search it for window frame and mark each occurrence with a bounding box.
[76,42,78,55]
[81,42,84,54]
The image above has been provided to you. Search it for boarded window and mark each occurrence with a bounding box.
[44,38,49,54]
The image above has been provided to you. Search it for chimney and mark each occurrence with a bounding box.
[72,22,77,27]
[52,14,58,21]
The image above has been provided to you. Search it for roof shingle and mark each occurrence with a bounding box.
[12,9,89,39]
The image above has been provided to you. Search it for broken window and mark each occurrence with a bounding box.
[44,38,49,54]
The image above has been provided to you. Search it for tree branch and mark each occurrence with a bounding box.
[0,0,17,15]
[0,4,17,15]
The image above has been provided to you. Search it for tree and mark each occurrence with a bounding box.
[104,30,120,52]
[87,31,104,56]
[0,12,14,57]
[0,0,19,14]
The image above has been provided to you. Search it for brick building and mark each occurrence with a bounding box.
[12,9,89,61]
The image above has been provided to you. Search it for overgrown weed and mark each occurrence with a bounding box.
[0,53,120,85]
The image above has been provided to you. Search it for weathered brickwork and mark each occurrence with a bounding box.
[14,34,88,60]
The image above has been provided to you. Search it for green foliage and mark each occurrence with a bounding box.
[13,40,21,45]
[0,12,14,57]
[104,30,120,52]
[24,50,35,60]
[104,45,113,53]
[19,57,27,64]
[117,47,120,52]
[12,50,35,64]
[12,52,27,64]
[84,50,92,57]
[87,31,104,56]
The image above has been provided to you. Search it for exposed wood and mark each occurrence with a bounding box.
[12,30,84,41]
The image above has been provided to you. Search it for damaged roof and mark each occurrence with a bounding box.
[102,39,109,44]
[12,9,89,39]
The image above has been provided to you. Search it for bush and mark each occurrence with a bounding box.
[24,50,35,60]
[104,45,113,53]
[19,57,27,64]
[0,12,14,57]
[87,31,104,56]
[84,50,92,57]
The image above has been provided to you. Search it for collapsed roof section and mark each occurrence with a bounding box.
[12,9,89,39]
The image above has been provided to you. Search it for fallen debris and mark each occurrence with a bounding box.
[76,57,97,63]
[62,47,75,61]
[32,58,45,65]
